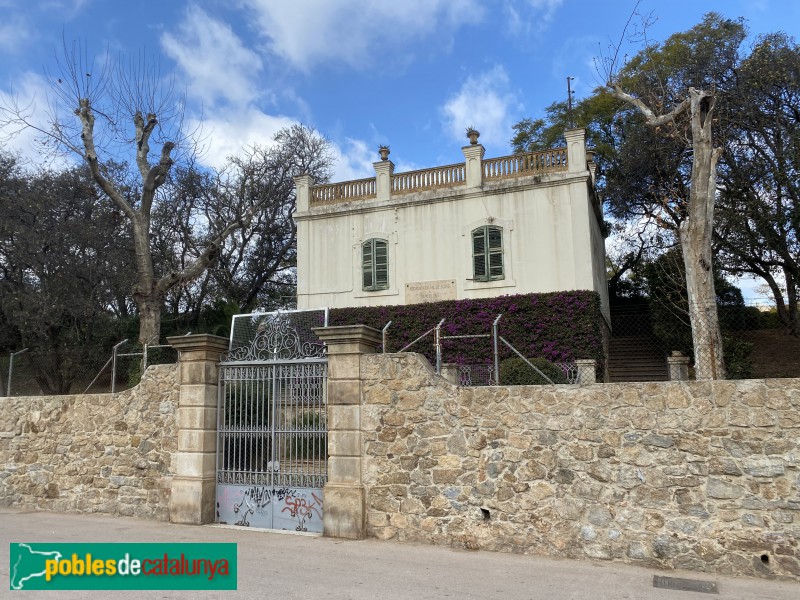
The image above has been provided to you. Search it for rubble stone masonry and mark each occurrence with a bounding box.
[361,353,800,580]
[0,365,178,520]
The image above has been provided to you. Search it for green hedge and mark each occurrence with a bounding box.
[329,291,604,366]
[500,357,567,385]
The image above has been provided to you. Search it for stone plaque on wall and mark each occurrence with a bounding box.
[405,280,457,304]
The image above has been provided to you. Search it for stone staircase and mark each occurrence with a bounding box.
[607,335,668,382]
[607,304,669,382]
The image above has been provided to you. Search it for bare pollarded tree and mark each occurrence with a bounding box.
[598,11,743,379]
[607,86,726,379]
[1,41,332,344]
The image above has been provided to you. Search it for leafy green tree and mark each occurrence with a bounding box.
[715,33,800,334]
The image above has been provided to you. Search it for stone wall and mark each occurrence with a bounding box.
[0,364,178,520]
[360,353,800,580]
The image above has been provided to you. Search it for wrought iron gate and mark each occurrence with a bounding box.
[215,310,327,533]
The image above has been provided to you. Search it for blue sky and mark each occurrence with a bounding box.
[2,0,798,182]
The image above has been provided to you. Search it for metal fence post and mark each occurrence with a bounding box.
[7,348,29,397]
[492,315,502,385]
[382,321,392,353]
[434,318,445,374]
[111,339,128,394]
[143,343,149,373]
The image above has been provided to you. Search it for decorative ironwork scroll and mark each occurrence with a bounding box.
[224,313,326,362]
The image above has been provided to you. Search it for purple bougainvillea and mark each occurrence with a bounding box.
[328,291,604,366]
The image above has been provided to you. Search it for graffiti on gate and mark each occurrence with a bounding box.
[216,484,324,532]
[232,486,300,526]
[282,492,323,532]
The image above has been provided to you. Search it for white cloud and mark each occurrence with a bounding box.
[190,107,297,170]
[39,0,89,17]
[161,5,298,170]
[504,0,564,37]
[0,14,32,54]
[0,72,74,168]
[161,5,263,107]
[329,138,375,182]
[326,139,427,182]
[441,66,520,150]
[394,159,425,174]
[240,0,484,71]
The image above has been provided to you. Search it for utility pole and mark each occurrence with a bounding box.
[567,76,575,128]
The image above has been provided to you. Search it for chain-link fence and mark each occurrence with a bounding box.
[453,361,579,386]
[384,315,585,387]
[609,299,800,381]
[102,343,179,394]
[1,341,178,397]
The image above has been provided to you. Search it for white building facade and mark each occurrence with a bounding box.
[294,129,609,320]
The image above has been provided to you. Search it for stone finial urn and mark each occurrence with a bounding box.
[466,127,480,145]
[378,145,390,161]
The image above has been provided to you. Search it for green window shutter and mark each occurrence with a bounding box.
[472,225,503,281]
[362,241,374,290]
[362,238,389,291]
[472,227,487,280]
[487,226,504,279]
[374,239,389,290]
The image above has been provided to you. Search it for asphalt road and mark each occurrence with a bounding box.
[1,508,797,599]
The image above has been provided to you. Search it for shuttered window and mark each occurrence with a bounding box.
[362,238,389,291]
[472,225,504,281]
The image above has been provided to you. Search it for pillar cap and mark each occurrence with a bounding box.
[667,354,690,364]
[167,333,229,353]
[564,127,586,138]
[293,173,314,184]
[461,144,485,157]
[372,160,395,171]
[312,325,382,348]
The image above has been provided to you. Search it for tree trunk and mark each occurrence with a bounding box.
[683,89,726,379]
[786,272,800,336]
[135,291,164,346]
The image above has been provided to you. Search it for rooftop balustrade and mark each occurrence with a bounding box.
[310,177,376,204]
[483,148,568,181]
[295,128,589,209]
[392,162,465,195]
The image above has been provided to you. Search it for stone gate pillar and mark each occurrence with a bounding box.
[312,325,382,539]
[166,333,229,525]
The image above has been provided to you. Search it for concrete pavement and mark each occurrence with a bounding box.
[1,508,797,599]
